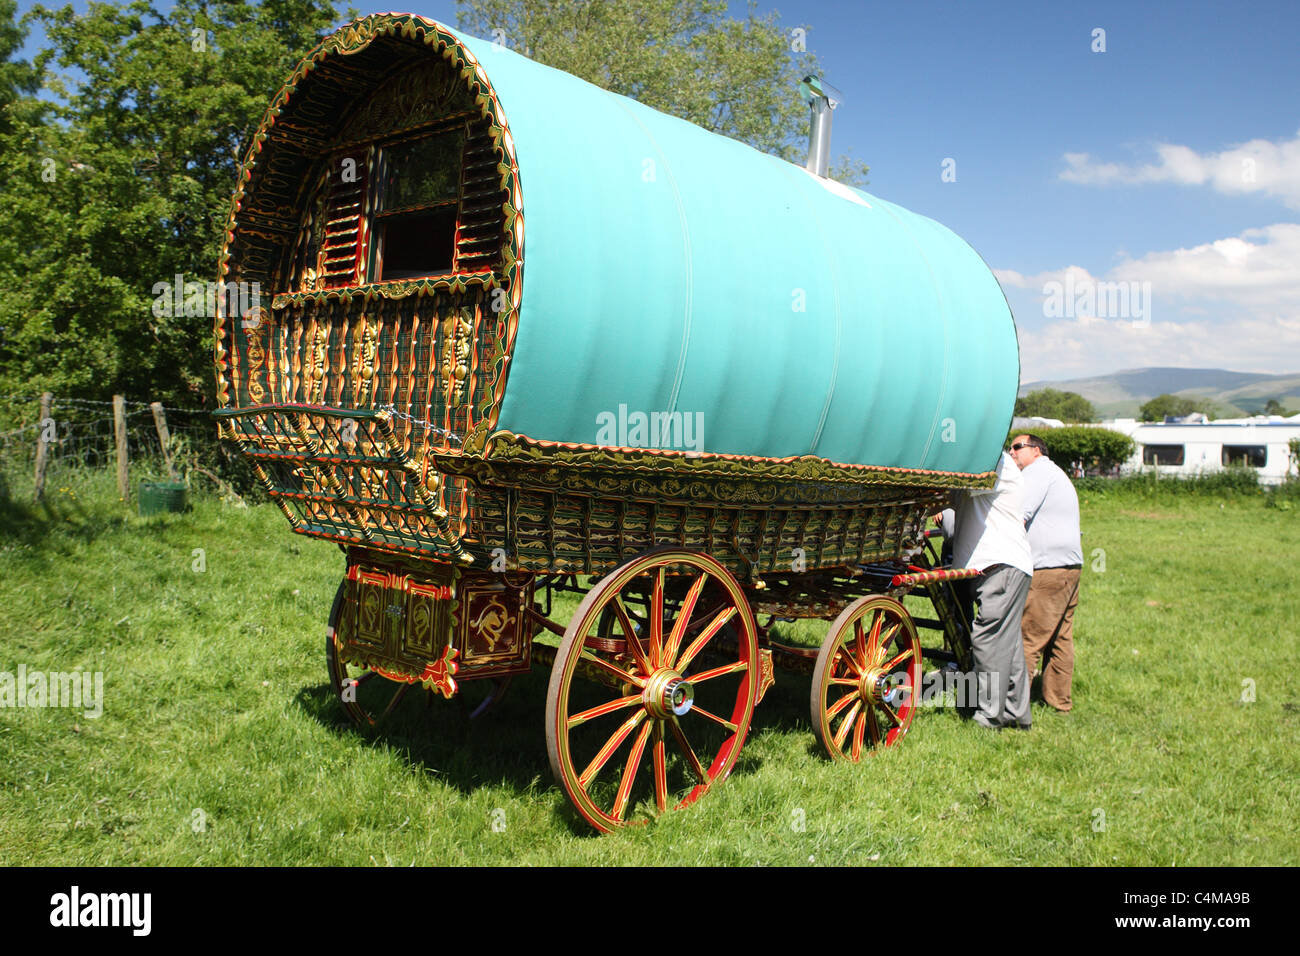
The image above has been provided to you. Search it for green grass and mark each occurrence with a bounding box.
[1,467,1297,865]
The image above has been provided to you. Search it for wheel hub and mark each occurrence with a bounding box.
[644,669,694,719]
[860,669,888,704]
[861,669,908,708]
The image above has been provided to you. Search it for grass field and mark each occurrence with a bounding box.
[2,468,1297,866]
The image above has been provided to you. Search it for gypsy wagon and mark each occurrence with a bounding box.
[214,14,1019,832]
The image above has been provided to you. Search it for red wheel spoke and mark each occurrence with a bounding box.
[854,618,866,663]
[669,717,710,785]
[612,721,653,822]
[578,709,648,789]
[833,700,863,749]
[614,596,651,674]
[877,698,903,727]
[826,688,859,721]
[664,573,707,668]
[686,659,747,683]
[828,676,859,687]
[882,646,914,671]
[687,703,738,734]
[837,645,864,677]
[650,568,665,667]
[875,621,902,664]
[568,693,643,729]
[866,609,884,655]
[352,671,376,688]
[865,701,881,745]
[579,649,646,688]
[674,605,737,673]
[851,711,867,760]
[652,722,668,812]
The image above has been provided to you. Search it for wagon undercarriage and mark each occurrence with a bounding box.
[322,531,979,832]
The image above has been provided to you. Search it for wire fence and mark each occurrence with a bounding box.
[0,394,223,500]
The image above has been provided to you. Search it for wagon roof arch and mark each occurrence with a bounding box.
[215,14,524,430]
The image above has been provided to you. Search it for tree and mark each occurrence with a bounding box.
[0,0,344,414]
[1014,388,1097,423]
[1139,393,1216,422]
[1264,398,1297,416]
[455,0,869,185]
[0,0,38,134]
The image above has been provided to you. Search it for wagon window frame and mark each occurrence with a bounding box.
[1142,443,1185,466]
[1221,444,1266,468]
[367,126,468,282]
[303,112,486,293]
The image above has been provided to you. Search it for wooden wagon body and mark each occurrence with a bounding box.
[215,14,1017,831]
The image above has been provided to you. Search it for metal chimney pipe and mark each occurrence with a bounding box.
[801,75,842,178]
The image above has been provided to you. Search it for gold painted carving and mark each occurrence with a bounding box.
[443,303,474,405]
[352,317,378,404]
[244,310,268,404]
[468,596,512,652]
[307,326,328,403]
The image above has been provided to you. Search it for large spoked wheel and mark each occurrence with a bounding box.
[811,595,921,761]
[546,548,759,833]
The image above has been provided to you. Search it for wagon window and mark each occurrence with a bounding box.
[369,129,466,281]
[1221,444,1266,468]
[1142,444,1184,466]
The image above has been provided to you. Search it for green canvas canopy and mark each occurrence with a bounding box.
[457,27,1018,474]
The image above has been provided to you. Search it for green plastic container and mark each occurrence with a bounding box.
[139,480,188,516]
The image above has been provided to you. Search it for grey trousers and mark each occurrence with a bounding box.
[967,565,1032,729]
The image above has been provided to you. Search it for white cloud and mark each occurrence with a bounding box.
[1000,224,1300,379]
[1111,224,1300,305]
[1059,129,1300,208]
[1017,312,1300,381]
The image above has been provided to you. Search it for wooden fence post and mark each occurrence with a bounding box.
[113,394,129,502]
[151,401,178,481]
[32,392,52,503]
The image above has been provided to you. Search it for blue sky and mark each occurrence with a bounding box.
[19,0,1300,381]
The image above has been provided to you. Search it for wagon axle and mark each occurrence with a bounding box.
[645,671,695,719]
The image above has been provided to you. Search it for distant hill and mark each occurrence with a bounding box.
[1019,367,1300,418]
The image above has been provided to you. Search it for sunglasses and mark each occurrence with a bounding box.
[1010,443,1031,451]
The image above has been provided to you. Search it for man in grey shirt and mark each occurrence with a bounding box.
[1010,434,1082,712]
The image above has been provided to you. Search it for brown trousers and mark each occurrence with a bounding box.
[1021,567,1080,712]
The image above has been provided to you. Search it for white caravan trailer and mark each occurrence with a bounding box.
[1102,416,1300,485]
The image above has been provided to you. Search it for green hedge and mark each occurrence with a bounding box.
[1007,425,1135,472]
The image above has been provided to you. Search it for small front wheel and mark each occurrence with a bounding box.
[811,595,921,761]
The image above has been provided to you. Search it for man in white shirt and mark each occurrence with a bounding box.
[938,451,1035,730]
[1010,434,1082,712]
